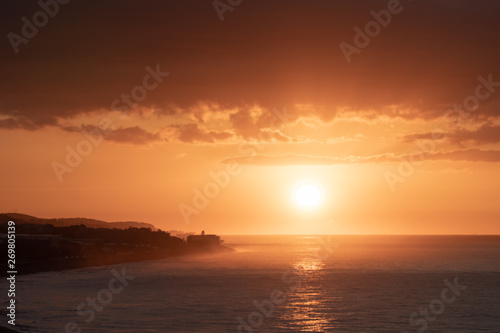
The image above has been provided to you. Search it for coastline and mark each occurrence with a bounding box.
[1,218,234,277]
[0,245,233,277]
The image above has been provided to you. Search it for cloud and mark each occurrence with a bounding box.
[325,134,366,144]
[165,106,298,143]
[1,0,500,132]
[173,124,234,143]
[221,149,500,165]
[61,124,163,145]
[429,149,500,162]
[404,124,500,145]
[105,126,164,145]
[228,107,297,142]
[0,115,58,130]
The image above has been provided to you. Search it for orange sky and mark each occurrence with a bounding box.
[1,0,499,234]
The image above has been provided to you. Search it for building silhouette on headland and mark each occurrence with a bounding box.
[186,230,221,247]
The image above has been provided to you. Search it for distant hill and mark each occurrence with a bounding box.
[0,213,157,230]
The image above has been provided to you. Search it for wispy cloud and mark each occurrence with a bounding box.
[221,149,500,165]
[61,124,164,145]
[404,124,500,145]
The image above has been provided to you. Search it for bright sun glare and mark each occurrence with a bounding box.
[295,184,322,208]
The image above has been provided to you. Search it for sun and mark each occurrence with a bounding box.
[294,184,323,208]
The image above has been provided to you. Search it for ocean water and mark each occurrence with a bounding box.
[5,235,500,332]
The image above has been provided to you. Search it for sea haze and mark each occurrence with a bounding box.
[8,235,500,332]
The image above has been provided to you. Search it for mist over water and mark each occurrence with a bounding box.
[8,235,500,332]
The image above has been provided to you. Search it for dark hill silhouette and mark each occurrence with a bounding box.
[0,221,180,275]
[0,213,157,230]
[0,214,232,276]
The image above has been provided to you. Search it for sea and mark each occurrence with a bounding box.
[5,235,500,332]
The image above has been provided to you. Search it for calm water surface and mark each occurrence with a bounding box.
[5,235,500,332]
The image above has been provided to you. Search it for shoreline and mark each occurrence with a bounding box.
[0,245,233,277]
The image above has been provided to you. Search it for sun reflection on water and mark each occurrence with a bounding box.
[278,237,341,332]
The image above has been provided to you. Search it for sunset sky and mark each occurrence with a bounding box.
[1,0,499,234]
